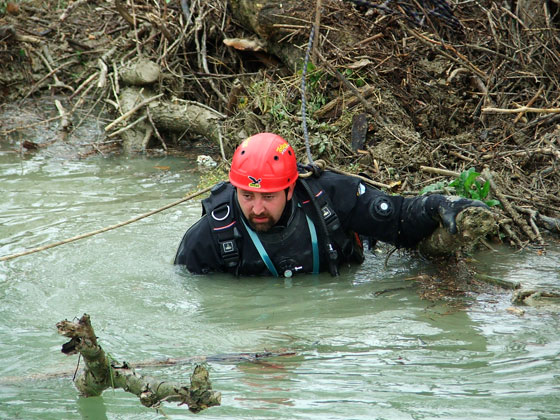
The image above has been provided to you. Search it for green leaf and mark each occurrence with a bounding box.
[464,170,480,191]
[420,181,448,195]
[485,199,501,207]
[481,180,490,199]
[448,178,460,187]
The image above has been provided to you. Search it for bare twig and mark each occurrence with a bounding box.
[482,169,537,242]
[514,205,545,245]
[513,85,545,124]
[420,166,459,178]
[104,93,163,132]
[146,108,167,151]
[107,115,148,138]
[312,0,322,63]
[54,100,71,131]
[59,0,88,22]
[482,106,560,114]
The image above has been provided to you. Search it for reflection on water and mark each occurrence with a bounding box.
[0,143,559,420]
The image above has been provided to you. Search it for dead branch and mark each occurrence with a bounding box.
[482,106,560,114]
[56,314,221,413]
[482,169,537,243]
[59,0,88,22]
[420,166,460,178]
[104,93,163,132]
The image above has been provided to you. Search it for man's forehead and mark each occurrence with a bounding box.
[237,188,281,197]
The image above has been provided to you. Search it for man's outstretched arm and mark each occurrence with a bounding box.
[318,171,488,249]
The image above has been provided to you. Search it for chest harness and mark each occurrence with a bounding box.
[202,178,357,277]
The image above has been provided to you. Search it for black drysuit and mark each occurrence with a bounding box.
[174,170,457,276]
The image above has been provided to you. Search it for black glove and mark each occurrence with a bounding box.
[426,195,489,234]
[397,194,489,249]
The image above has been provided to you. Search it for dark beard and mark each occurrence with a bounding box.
[248,215,274,232]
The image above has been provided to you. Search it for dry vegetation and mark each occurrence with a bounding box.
[1,0,559,247]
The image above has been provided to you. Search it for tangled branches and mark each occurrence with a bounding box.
[1,0,559,246]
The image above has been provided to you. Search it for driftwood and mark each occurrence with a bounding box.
[149,100,226,143]
[512,289,560,311]
[0,349,296,385]
[228,0,305,70]
[108,87,157,153]
[56,314,221,413]
[418,206,498,257]
[103,55,225,153]
[119,58,161,86]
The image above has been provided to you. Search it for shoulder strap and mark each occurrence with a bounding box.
[298,176,350,276]
[202,182,240,269]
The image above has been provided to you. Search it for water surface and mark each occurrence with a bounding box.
[0,142,559,420]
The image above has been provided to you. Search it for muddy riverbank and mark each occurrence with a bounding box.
[1,0,559,248]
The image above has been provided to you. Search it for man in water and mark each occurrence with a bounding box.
[174,133,487,276]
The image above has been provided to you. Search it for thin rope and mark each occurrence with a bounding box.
[0,185,215,262]
[301,24,316,166]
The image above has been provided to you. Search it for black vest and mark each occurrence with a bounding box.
[202,179,364,276]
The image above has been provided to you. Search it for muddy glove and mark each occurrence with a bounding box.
[426,195,489,234]
[391,194,490,249]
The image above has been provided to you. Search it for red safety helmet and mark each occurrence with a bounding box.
[229,133,298,192]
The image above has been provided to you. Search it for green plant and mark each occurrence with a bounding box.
[299,62,325,89]
[419,180,448,194]
[342,68,366,87]
[449,167,500,207]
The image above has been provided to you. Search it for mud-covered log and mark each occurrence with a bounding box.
[56,314,221,413]
[512,289,560,311]
[228,0,308,70]
[120,58,161,86]
[417,206,498,257]
[149,100,225,145]
[115,87,155,153]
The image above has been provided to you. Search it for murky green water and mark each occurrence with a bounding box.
[1,140,559,419]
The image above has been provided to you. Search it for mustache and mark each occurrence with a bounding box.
[249,211,271,220]
[248,212,274,231]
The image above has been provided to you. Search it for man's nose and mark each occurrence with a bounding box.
[252,197,265,214]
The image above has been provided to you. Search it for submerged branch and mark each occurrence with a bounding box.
[56,314,221,413]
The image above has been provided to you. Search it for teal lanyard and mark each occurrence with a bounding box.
[241,218,279,277]
[307,214,320,274]
[241,214,320,276]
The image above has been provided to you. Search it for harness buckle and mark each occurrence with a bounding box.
[221,238,239,267]
[321,204,340,231]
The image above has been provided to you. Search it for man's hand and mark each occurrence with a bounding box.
[433,196,489,234]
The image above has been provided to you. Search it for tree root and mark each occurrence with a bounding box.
[56,314,221,413]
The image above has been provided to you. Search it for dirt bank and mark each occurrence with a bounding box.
[1,0,559,247]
